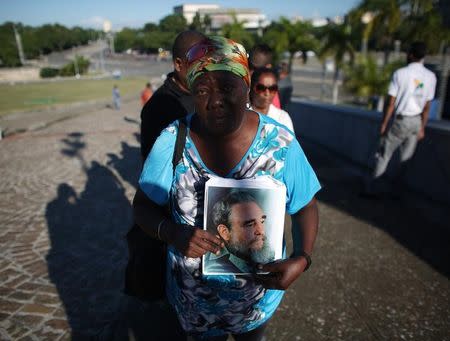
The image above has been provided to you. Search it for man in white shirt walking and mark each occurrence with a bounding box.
[364,42,437,196]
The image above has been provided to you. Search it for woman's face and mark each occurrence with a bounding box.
[193,71,248,136]
[251,73,278,110]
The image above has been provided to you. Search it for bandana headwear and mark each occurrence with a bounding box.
[185,36,250,90]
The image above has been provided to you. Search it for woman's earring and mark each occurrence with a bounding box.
[246,102,251,109]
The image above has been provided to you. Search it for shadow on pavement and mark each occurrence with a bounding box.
[300,138,450,278]
[45,129,183,339]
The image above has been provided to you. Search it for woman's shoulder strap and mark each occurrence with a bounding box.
[172,119,187,173]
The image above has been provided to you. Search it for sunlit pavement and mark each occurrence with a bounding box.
[0,100,448,340]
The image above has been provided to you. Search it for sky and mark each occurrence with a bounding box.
[1,0,361,30]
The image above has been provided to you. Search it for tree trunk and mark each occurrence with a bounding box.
[383,49,390,65]
[332,66,339,104]
[377,95,385,112]
[288,54,294,74]
[320,62,327,100]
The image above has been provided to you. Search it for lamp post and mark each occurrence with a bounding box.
[361,12,374,55]
[12,24,26,65]
[73,52,80,79]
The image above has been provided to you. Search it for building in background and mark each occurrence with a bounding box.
[174,4,220,24]
[174,3,270,32]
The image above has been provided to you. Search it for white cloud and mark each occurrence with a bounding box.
[80,16,108,29]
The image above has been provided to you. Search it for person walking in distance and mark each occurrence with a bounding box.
[112,84,120,110]
[140,82,153,106]
[364,42,437,196]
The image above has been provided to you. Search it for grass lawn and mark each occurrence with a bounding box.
[0,77,148,116]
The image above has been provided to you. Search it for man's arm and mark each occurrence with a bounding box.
[255,197,319,290]
[418,101,431,140]
[380,95,396,135]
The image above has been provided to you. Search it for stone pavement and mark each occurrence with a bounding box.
[0,101,449,340]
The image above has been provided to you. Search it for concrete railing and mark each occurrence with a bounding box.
[290,99,450,205]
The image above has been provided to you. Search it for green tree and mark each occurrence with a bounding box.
[159,14,187,33]
[262,18,319,70]
[203,14,212,34]
[357,0,403,64]
[143,22,158,32]
[0,22,21,66]
[59,55,90,76]
[398,2,450,53]
[114,28,139,53]
[221,14,255,49]
[318,20,356,104]
[261,24,289,66]
[0,22,100,66]
[344,55,405,109]
[349,0,450,57]
[189,13,203,32]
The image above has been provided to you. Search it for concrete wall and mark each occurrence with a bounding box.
[290,99,450,205]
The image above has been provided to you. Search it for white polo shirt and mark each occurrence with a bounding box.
[388,63,436,116]
[388,62,437,116]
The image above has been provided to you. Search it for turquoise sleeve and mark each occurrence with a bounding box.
[138,125,177,206]
[283,139,321,215]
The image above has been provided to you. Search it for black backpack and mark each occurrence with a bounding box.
[124,120,187,301]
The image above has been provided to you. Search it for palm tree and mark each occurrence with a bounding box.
[318,20,356,104]
[263,18,319,71]
[221,14,255,50]
[203,14,212,35]
[357,0,402,64]
[344,55,405,110]
[398,3,450,53]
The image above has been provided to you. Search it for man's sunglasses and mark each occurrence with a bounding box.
[186,43,214,64]
[254,83,278,94]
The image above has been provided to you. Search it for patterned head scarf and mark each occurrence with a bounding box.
[185,36,250,90]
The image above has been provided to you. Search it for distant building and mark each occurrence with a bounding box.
[310,17,328,27]
[174,3,269,32]
[174,4,220,24]
[288,15,343,28]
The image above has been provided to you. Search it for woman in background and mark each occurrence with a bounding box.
[250,67,294,132]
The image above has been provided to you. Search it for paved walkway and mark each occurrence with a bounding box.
[0,101,449,340]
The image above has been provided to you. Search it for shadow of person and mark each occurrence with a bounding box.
[46,160,131,339]
[46,133,184,340]
[124,117,140,126]
[107,141,141,190]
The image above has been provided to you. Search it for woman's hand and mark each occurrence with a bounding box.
[254,256,308,290]
[165,222,224,258]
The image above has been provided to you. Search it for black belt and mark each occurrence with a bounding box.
[396,114,421,120]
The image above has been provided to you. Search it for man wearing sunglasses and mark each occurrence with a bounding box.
[250,67,294,132]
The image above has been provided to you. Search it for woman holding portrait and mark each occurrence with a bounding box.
[133,36,320,341]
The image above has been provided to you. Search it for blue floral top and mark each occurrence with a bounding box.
[139,112,321,337]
